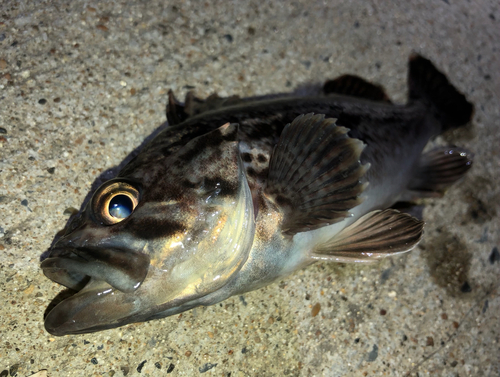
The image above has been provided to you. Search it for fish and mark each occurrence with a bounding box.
[41,54,474,335]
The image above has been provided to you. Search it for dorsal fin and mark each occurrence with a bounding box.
[323,74,392,103]
[265,113,369,235]
[166,90,242,125]
[166,90,189,125]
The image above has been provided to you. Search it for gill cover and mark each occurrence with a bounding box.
[43,122,256,335]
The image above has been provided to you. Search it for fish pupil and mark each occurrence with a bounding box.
[108,195,134,219]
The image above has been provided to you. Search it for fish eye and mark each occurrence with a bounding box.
[92,181,140,225]
[109,194,135,219]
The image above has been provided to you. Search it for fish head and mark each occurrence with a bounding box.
[42,123,255,335]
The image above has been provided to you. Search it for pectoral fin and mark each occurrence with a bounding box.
[311,209,424,263]
[265,113,369,235]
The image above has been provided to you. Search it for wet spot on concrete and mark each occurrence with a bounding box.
[460,281,472,293]
[199,363,217,373]
[482,300,489,314]
[421,230,472,297]
[380,268,391,284]
[239,295,247,306]
[367,344,378,362]
[489,246,499,264]
[466,196,495,223]
[462,183,497,224]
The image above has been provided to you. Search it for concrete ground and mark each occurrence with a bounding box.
[0,0,499,376]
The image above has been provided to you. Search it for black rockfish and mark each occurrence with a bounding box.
[41,54,474,335]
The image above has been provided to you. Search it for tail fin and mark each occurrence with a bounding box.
[408,54,474,132]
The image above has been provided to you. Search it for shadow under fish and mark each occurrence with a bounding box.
[40,54,474,336]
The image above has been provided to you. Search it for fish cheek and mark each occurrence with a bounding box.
[119,123,256,315]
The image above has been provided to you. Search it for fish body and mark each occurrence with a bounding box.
[42,55,474,335]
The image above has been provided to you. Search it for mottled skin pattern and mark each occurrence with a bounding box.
[42,93,436,335]
[124,95,432,211]
[42,55,474,335]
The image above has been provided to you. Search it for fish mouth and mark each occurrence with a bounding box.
[41,246,152,335]
[43,277,147,336]
[42,246,150,293]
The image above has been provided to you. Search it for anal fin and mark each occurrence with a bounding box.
[265,113,369,235]
[323,74,392,103]
[311,209,424,263]
[407,146,473,198]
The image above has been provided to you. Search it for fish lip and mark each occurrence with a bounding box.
[42,243,151,293]
[41,247,91,291]
[43,278,135,336]
[42,244,151,335]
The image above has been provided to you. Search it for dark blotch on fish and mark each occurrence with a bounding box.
[241,153,252,162]
[203,176,238,196]
[181,179,199,189]
[257,154,267,163]
[178,126,235,162]
[126,218,185,240]
[246,166,269,180]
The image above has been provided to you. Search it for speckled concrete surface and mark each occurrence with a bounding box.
[0,1,499,376]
